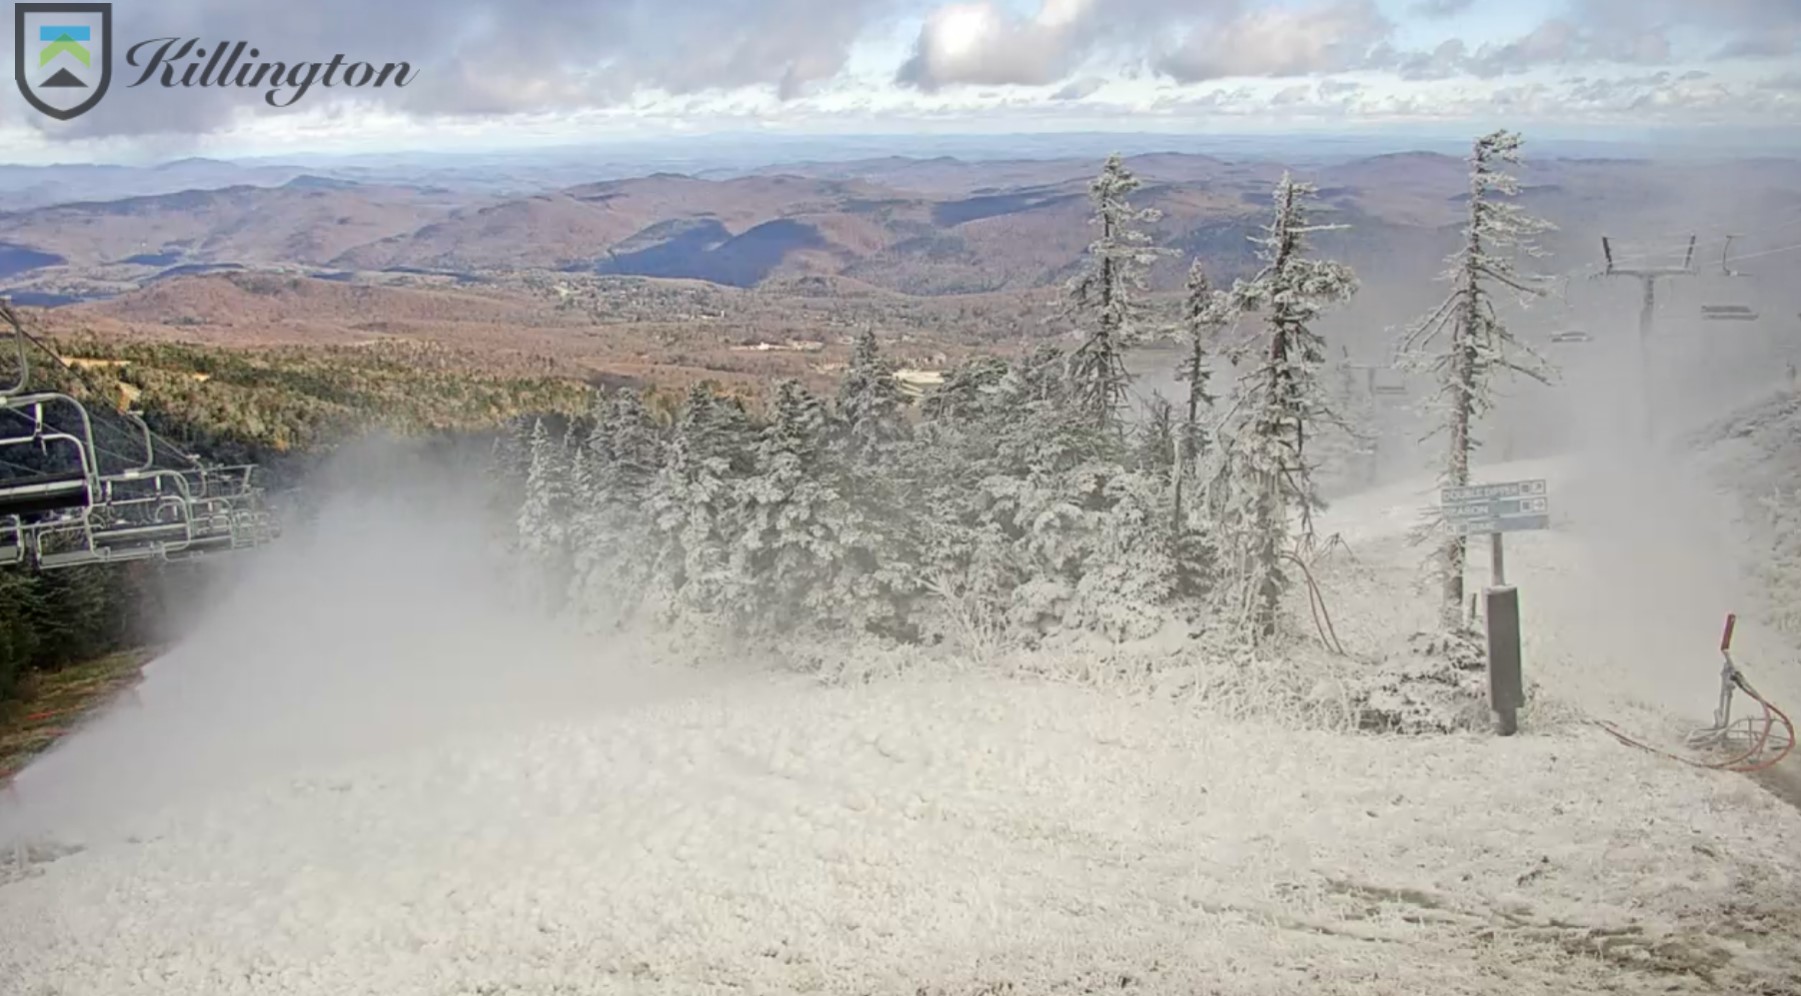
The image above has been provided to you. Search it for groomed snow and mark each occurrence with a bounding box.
[4,456,1801,995]
[5,673,1801,995]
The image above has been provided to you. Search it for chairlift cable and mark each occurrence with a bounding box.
[1,392,171,477]
[1721,241,1801,265]
[1575,212,1801,274]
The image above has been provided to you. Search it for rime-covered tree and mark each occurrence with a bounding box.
[517,418,574,611]
[1177,261,1226,467]
[919,354,1009,424]
[1137,394,1176,480]
[1398,130,1555,629]
[910,345,1088,638]
[836,326,906,461]
[1214,174,1358,640]
[602,390,666,502]
[563,418,590,510]
[1166,262,1234,600]
[485,415,534,528]
[569,390,666,623]
[1175,261,1231,527]
[830,327,923,630]
[646,384,754,615]
[1066,154,1169,431]
[734,380,851,630]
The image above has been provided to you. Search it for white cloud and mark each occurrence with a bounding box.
[1409,0,1473,17]
[1051,77,1107,101]
[894,0,1098,89]
[1,0,1797,152]
[1158,0,1393,82]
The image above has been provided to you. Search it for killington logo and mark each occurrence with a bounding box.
[12,1,417,121]
[14,2,112,121]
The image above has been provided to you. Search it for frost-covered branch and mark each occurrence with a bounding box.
[1396,130,1559,629]
[1213,173,1359,643]
[1066,153,1175,432]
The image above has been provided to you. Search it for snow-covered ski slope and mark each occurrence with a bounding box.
[4,452,1801,996]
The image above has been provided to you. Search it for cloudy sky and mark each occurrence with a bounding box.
[1,0,1797,161]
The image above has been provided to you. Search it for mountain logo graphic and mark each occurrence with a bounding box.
[14,3,112,120]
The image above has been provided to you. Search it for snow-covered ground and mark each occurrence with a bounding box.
[4,452,1801,995]
[7,674,1801,996]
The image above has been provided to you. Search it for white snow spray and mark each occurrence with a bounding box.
[0,435,697,846]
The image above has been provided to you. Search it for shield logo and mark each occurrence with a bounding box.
[14,3,112,121]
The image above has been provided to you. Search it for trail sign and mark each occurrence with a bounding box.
[1441,479,1546,503]
[1441,478,1549,535]
[1439,477,1548,738]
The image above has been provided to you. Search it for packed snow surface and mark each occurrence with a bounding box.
[4,457,1801,995]
[6,674,1801,996]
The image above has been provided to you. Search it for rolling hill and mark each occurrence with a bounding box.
[0,177,461,278]
[0,152,1795,309]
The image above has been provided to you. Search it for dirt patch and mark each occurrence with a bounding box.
[1320,875,1801,992]
[1749,762,1801,814]
[0,650,147,792]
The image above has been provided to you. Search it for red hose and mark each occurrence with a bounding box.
[1731,686,1796,774]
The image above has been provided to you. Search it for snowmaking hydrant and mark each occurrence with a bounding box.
[1596,612,1794,772]
[1679,613,1794,770]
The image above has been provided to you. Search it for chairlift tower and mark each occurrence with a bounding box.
[1593,235,1697,440]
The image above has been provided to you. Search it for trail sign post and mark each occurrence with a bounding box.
[1440,478,1547,736]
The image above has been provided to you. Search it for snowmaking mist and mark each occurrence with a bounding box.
[1124,222,1801,721]
[0,435,701,846]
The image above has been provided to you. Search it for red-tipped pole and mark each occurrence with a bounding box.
[1721,613,1737,654]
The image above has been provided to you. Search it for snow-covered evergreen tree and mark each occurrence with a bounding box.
[734,380,852,631]
[1177,261,1227,472]
[1137,394,1176,479]
[484,415,534,546]
[568,390,666,625]
[1066,154,1170,432]
[1214,174,1358,641]
[1398,130,1555,629]
[919,354,1009,424]
[1176,261,1233,531]
[516,418,575,612]
[836,326,907,461]
[909,337,1195,642]
[603,390,666,502]
[563,418,591,508]
[646,384,754,617]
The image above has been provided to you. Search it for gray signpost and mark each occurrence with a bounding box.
[1440,478,1548,736]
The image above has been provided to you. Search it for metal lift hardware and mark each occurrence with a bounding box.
[0,299,280,569]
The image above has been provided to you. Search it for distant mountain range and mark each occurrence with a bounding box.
[2,151,1798,310]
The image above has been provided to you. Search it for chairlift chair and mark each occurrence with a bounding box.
[1701,304,1759,322]
[0,302,281,569]
[0,392,160,524]
[1368,368,1407,396]
[0,515,21,566]
[0,393,212,568]
[32,468,203,568]
[1701,235,1762,322]
[0,413,97,520]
